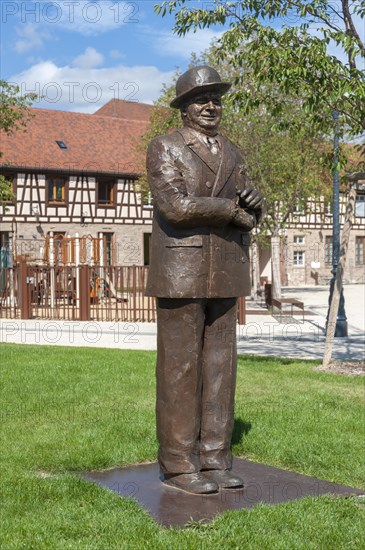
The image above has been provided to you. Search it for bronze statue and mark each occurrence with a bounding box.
[145,66,264,494]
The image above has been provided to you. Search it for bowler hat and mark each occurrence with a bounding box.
[170,65,231,109]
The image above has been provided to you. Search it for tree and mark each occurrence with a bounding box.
[0,80,37,208]
[136,77,181,200]
[205,47,332,297]
[155,1,365,139]
[224,95,332,298]
[139,50,331,298]
[154,1,364,296]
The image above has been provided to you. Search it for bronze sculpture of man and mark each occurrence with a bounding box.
[145,66,264,494]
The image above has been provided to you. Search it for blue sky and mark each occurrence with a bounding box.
[1,1,363,114]
[1,0,224,112]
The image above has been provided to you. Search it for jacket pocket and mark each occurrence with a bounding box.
[166,235,203,248]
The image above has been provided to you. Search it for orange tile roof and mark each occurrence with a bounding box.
[0,100,152,175]
[94,99,154,121]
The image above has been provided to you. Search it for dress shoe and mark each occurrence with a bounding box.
[164,472,219,494]
[202,469,244,488]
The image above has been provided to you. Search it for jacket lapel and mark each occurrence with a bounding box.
[177,128,221,174]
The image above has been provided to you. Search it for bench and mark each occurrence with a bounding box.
[271,298,304,323]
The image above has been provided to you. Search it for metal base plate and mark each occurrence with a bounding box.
[80,458,364,527]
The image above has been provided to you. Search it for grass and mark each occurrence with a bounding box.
[0,344,364,549]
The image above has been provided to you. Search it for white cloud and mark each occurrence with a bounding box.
[9,60,176,113]
[14,23,49,53]
[110,49,125,60]
[73,47,104,69]
[152,28,224,60]
[42,0,134,36]
[11,1,135,56]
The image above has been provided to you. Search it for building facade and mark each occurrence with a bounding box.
[258,191,365,286]
[0,100,154,269]
[1,99,364,287]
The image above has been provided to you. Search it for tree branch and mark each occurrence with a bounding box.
[341,0,365,60]
[321,95,365,130]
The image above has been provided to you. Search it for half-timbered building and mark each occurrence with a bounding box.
[258,187,365,287]
[1,99,364,291]
[0,99,154,270]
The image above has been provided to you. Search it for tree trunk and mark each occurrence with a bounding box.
[322,187,356,368]
[251,240,259,298]
[271,234,282,300]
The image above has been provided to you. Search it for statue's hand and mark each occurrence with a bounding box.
[232,206,256,230]
[236,188,264,212]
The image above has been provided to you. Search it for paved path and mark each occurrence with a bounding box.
[1,285,364,361]
[237,284,364,360]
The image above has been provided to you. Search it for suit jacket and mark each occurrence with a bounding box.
[145,126,260,298]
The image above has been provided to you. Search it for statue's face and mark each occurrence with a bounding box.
[182,92,222,135]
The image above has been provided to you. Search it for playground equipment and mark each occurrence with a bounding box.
[32,232,130,305]
[101,272,128,302]
[90,271,128,303]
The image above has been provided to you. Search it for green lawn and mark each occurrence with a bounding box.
[0,344,364,549]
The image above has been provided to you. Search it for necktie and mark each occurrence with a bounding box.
[206,136,220,155]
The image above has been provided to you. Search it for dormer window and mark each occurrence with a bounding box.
[56,141,67,149]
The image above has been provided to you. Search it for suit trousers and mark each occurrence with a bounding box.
[156,297,238,474]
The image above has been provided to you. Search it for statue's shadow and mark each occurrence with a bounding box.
[232,418,252,445]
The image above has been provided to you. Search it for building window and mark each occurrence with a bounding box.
[0,232,11,268]
[98,178,115,205]
[293,235,305,245]
[144,233,152,265]
[0,173,16,203]
[355,236,365,265]
[293,250,305,266]
[293,201,305,215]
[44,232,66,264]
[325,236,333,265]
[355,194,365,217]
[56,140,67,149]
[143,192,153,207]
[103,233,113,265]
[54,233,66,264]
[324,201,333,215]
[47,177,66,203]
